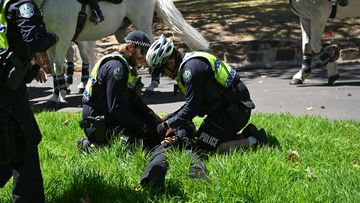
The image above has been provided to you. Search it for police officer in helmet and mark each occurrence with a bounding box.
[78,31,163,152]
[0,0,58,202]
[140,35,268,192]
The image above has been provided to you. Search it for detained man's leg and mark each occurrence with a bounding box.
[12,143,44,202]
[140,144,170,193]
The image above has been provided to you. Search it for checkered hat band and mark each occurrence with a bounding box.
[125,40,150,47]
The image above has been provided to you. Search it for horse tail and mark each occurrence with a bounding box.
[155,0,210,50]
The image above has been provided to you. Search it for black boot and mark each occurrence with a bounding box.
[90,8,104,23]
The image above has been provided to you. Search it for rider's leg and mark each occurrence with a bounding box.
[88,0,104,23]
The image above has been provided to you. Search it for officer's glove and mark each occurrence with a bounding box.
[157,122,169,137]
[49,32,59,43]
[144,80,159,96]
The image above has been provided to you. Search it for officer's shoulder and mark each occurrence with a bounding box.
[9,0,37,17]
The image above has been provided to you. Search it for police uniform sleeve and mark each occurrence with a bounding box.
[104,60,146,132]
[167,59,208,128]
[9,1,58,53]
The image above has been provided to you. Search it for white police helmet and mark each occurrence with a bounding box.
[146,34,174,72]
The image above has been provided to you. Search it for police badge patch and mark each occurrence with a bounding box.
[113,67,123,80]
[183,69,192,84]
[19,3,35,18]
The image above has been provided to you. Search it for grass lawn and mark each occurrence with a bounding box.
[1,112,360,202]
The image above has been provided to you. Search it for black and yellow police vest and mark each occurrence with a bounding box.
[83,53,136,103]
[176,51,237,95]
[0,0,10,55]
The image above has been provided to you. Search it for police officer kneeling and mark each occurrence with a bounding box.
[0,0,58,202]
[78,31,163,152]
[140,35,268,192]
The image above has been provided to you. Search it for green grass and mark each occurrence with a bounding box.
[1,112,360,202]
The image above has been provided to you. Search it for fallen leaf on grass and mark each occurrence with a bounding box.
[79,194,92,203]
[63,119,69,125]
[352,160,359,168]
[305,167,317,179]
[287,149,299,162]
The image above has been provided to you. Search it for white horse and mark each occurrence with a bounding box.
[34,0,209,103]
[289,0,358,85]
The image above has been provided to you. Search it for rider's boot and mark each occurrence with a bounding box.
[88,0,104,23]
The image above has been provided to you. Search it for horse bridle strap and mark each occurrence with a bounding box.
[72,4,87,42]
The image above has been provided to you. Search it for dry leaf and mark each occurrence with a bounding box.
[79,194,92,203]
[287,149,299,161]
[352,160,359,168]
[305,167,314,178]
[347,93,352,96]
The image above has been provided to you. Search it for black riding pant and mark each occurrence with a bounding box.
[0,111,44,203]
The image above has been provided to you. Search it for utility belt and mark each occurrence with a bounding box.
[79,115,108,143]
[0,51,32,90]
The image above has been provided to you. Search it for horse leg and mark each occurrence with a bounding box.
[291,17,313,85]
[51,39,73,103]
[319,46,340,85]
[46,47,60,102]
[77,41,94,94]
[64,42,76,93]
[310,17,339,85]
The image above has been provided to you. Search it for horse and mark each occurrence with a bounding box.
[289,0,358,85]
[34,0,210,103]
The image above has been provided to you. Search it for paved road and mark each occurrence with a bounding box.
[28,63,360,121]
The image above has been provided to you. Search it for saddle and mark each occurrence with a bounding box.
[77,0,123,5]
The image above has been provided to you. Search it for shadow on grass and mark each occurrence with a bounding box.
[47,170,148,203]
[267,134,281,149]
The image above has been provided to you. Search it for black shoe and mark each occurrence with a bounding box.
[77,138,95,153]
[189,164,210,180]
[241,123,258,138]
[253,128,268,146]
[90,9,104,23]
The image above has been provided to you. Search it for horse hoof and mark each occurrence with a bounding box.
[48,94,59,102]
[328,74,339,85]
[290,78,303,85]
